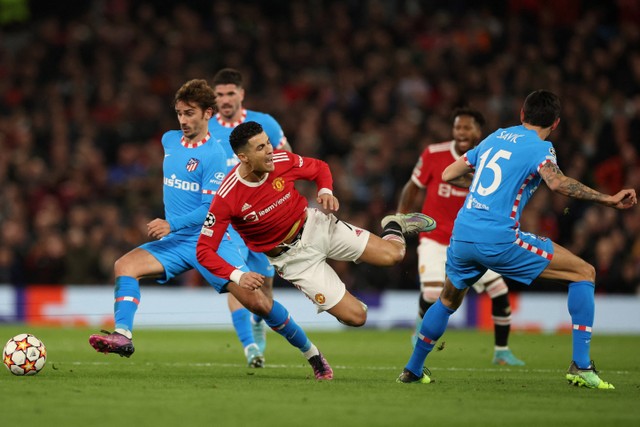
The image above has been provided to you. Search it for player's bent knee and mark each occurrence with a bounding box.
[114,255,134,277]
[234,289,272,316]
[582,262,596,283]
[337,312,366,327]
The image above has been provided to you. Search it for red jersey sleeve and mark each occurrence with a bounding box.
[196,197,237,281]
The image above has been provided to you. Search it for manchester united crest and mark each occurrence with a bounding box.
[272,177,285,192]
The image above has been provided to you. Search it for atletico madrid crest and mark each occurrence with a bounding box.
[186,158,200,172]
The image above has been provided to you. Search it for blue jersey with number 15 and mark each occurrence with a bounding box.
[451,124,558,244]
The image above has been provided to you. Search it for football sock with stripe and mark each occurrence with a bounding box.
[114,276,140,335]
[264,300,312,352]
[406,299,455,376]
[231,307,255,349]
[568,281,595,369]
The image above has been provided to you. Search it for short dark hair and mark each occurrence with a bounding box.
[212,68,243,87]
[522,90,561,128]
[174,79,217,112]
[230,121,264,154]
[452,107,485,128]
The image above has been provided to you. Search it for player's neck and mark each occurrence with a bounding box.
[522,123,552,140]
[184,131,209,145]
[238,163,266,182]
[219,108,245,125]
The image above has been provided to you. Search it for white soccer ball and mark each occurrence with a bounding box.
[2,333,47,376]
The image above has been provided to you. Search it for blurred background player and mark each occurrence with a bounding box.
[208,68,291,364]
[397,90,637,388]
[89,80,331,379]
[396,107,524,366]
[197,121,436,329]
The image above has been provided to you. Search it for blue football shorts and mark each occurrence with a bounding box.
[226,227,275,278]
[445,231,554,290]
[140,231,248,293]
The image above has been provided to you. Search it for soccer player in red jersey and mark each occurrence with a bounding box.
[396,108,524,365]
[196,121,436,327]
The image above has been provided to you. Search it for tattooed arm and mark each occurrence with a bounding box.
[540,162,637,209]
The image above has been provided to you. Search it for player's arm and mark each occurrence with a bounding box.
[286,151,338,211]
[540,162,637,209]
[396,179,424,214]
[195,201,264,291]
[442,156,474,188]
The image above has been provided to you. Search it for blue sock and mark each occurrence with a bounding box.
[231,308,255,348]
[114,276,141,332]
[264,300,311,352]
[406,299,455,377]
[568,281,595,368]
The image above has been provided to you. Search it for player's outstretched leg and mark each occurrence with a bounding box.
[264,300,333,380]
[488,282,525,366]
[89,276,139,357]
[398,299,455,383]
[230,304,264,367]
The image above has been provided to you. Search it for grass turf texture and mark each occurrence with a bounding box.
[1,326,638,427]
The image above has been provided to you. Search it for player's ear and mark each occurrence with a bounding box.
[204,107,214,120]
[236,151,248,163]
[550,117,561,131]
[520,108,524,123]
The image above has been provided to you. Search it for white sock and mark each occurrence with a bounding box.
[115,328,132,339]
[303,344,319,359]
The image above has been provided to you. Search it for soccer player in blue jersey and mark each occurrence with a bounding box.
[397,90,637,388]
[208,68,291,365]
[89,79,334,380]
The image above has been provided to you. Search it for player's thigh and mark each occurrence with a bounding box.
[115,246,165,278]
[269,248,346,312]
[539,242,595,283]
[476,234,553,285]
[445,240,487,289]
[305,209,369,262]
[134,237,196,281]
[417,238,447,286]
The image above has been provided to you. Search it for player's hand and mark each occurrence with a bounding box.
[317,193,339,211]
[238,272,265,290]
[608,189,637,209]
[147,218,171,239]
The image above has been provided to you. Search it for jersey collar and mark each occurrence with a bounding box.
[181,132,211,148]
[450,140,461,160]
[215,109,248,128]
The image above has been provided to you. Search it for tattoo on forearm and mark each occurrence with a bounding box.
[563,180,606,201]
[541,163,606,202]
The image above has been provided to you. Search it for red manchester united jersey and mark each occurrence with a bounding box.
[196,150,333,280]
[412,140,469,245]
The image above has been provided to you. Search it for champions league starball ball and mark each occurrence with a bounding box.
[2,333,47,376]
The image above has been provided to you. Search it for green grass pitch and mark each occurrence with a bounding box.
[1,326,638,427]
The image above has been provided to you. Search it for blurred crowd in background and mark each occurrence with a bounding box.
[1,0,639,294]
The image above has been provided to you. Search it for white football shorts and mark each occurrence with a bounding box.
[417,237,501,293]
[267,208,370,311]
